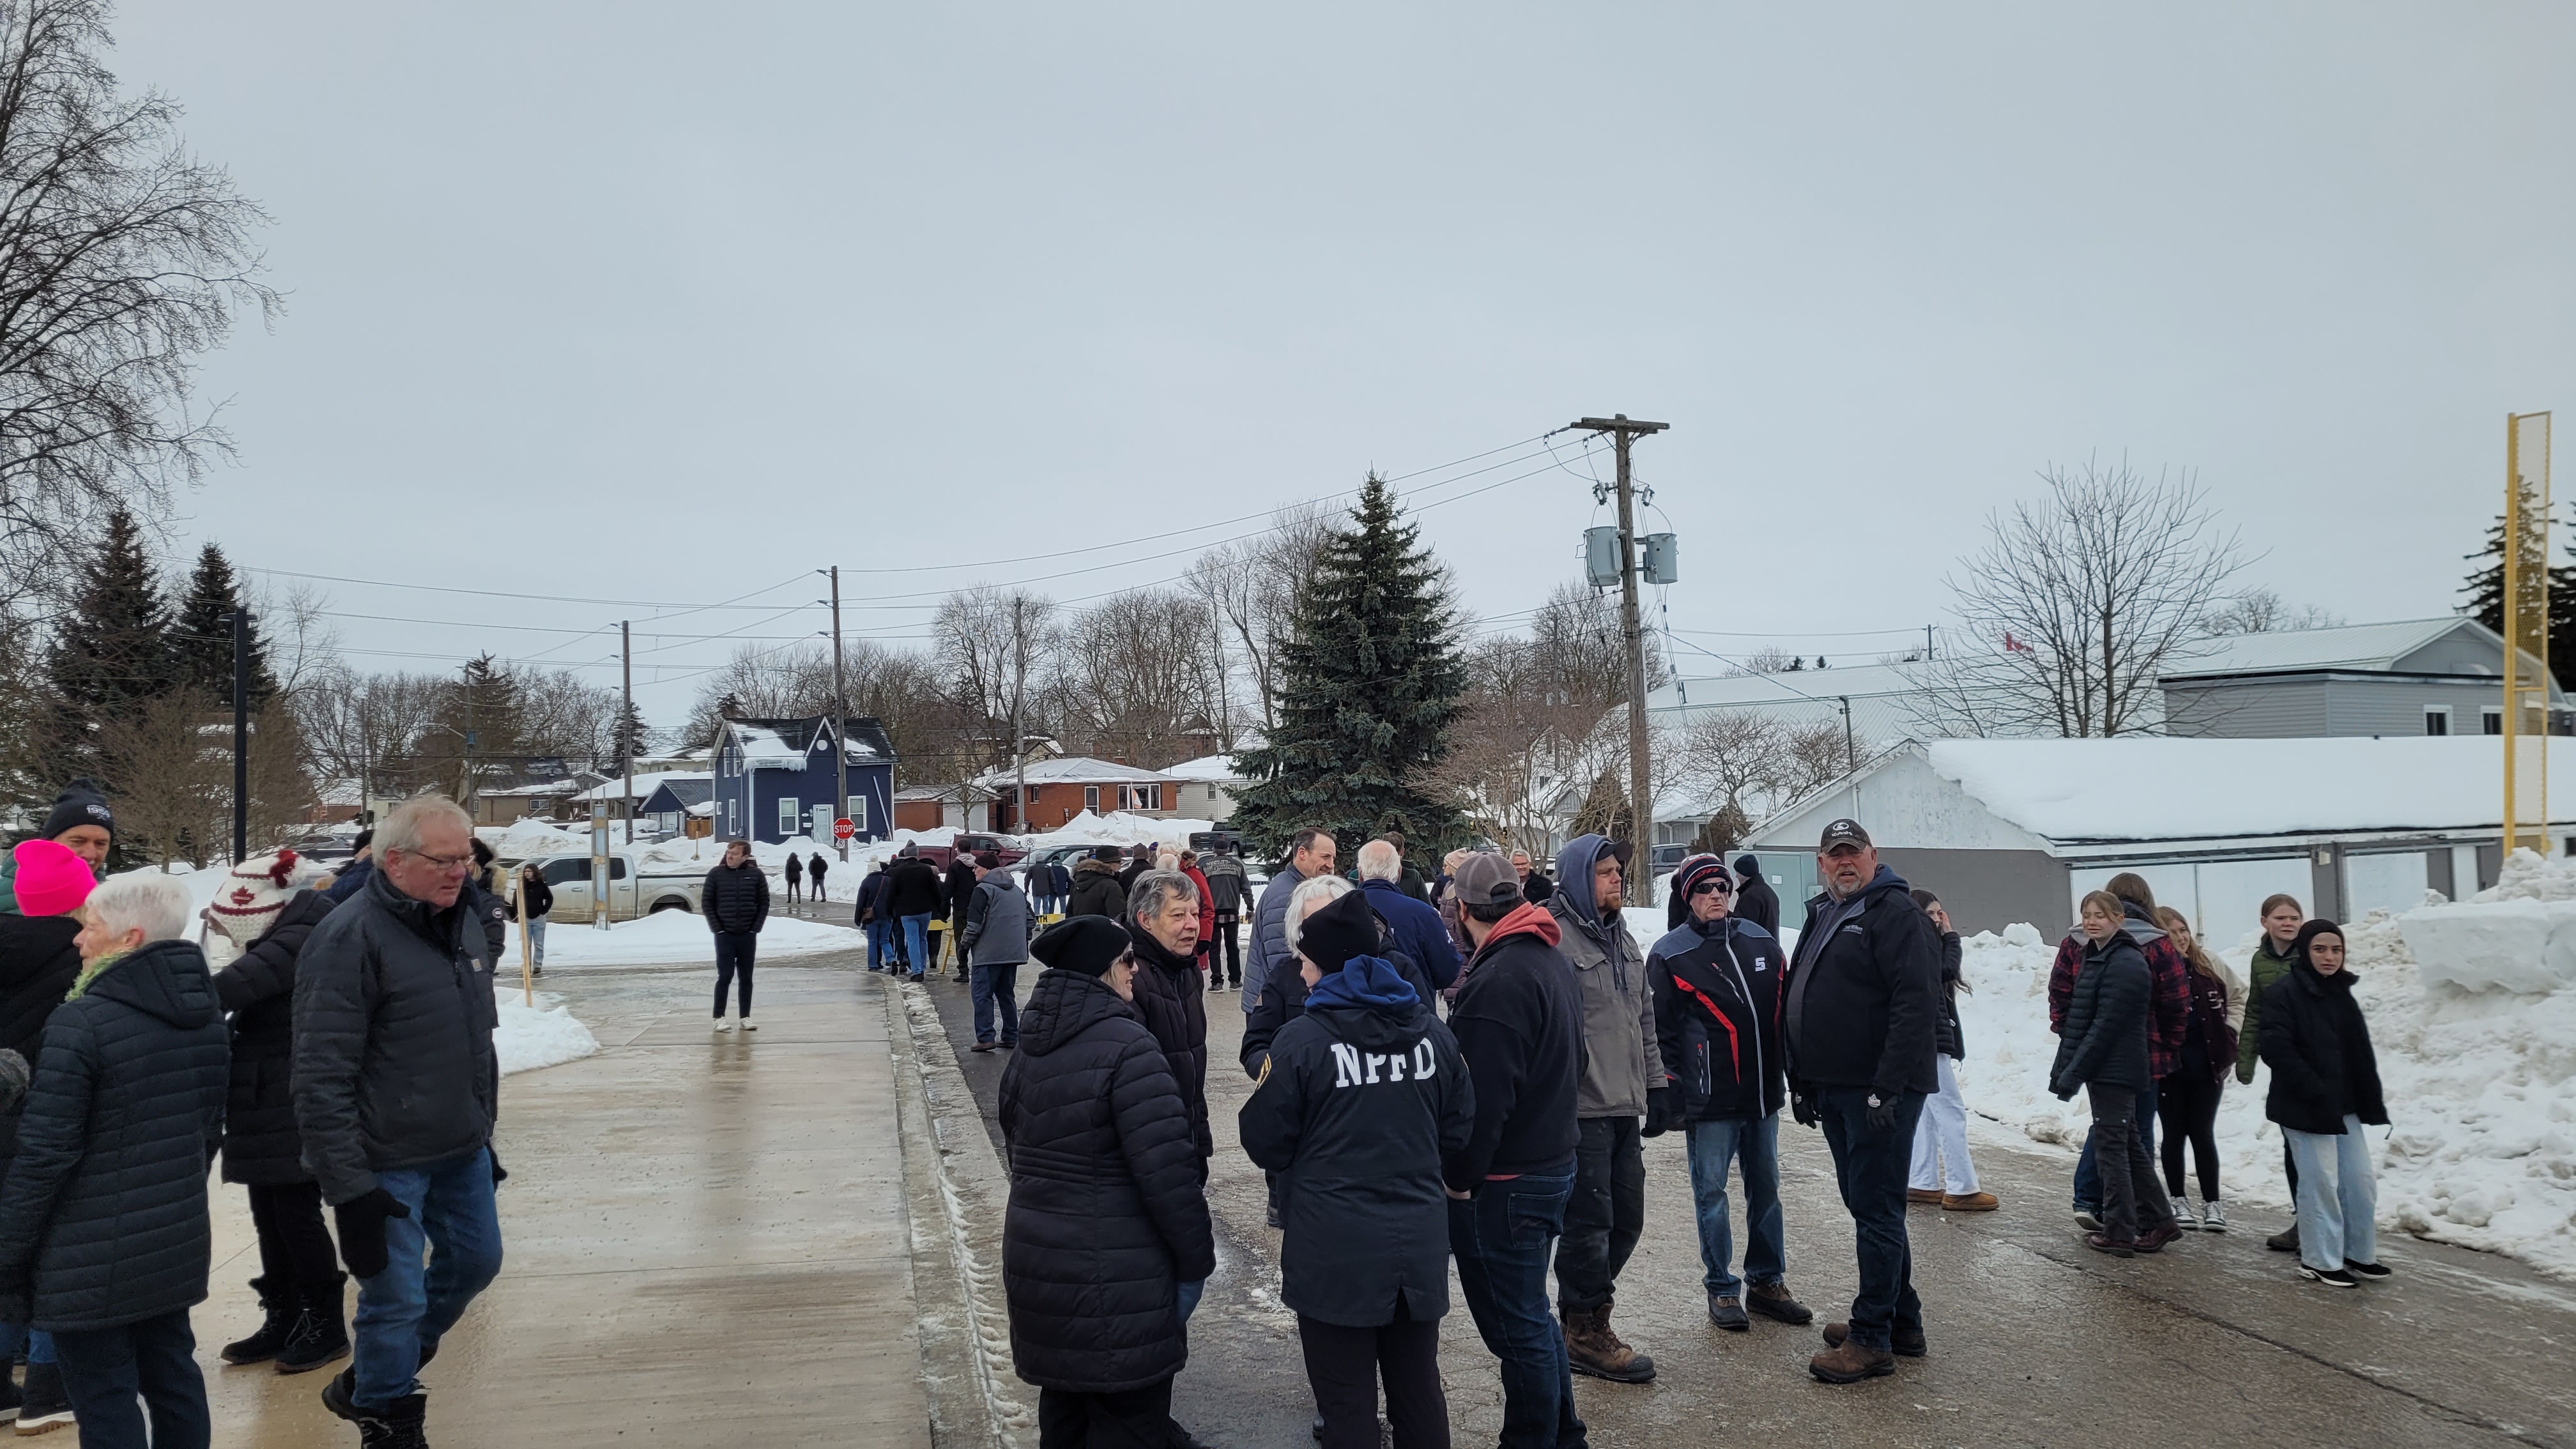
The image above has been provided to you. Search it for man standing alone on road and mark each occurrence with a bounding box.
[294,796,507,1446]
[960,854,1031,1052]
[1545,834,1660,1384]
[703,839,769,1031]
[1783,819,1940,1384]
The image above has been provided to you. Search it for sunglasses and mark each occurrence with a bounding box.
[1690,879,1733,897]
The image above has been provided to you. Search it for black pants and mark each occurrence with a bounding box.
[785,877,802,903]
[1556,1116,1644,1314]
[1299,1305,1448,1449]
[1036,1379,1172,1449]
[2090,1084,2174,1241]
[2157,1070,2225,1202]
[713,931,756,1016]
[249,1181,340,1302]
[52,1307,210,1449]
[1211,914,1241,985]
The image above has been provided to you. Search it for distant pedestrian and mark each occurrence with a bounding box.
[2259,920,2389,1288]
[204,852,351,1377]
[1243,828,1337,1030]
[1197,845,1248,990]
[1508,850,1554,905]
[783,850,804,905]
[1177,850,1216,991]
[1906,890,1995,1212]
[1356,840,1462,998]
[998,917,1214,1449]
[882,844,947,983]
[1064,847,1127,922]
[1379,831,1430,904]
[946,852,980,977]
[1729,854,1779,937]
[1117,845,1151,898]
[2155,907,2239,1232]
[808,851,829,905]
[0,780,114,921]
[2051,892,2179,1259]
[961,854,1031,1052]
[1240,887,1472,1449]
[1436,849,1472,988]
[0,871,226,1449]
[1782,818,1940,1384]
[2237,893,2306,1253]
[517,863,554,977]
[293,795,507,1447]
[1044,857,1073,919]
[855,861,892,971]
[704,838,770,1031]
[324,829,375,905]
[2048,873,2188,1235]
[0,836,102,1433]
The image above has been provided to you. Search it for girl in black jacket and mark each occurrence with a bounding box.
[1241,888,1473,1449]
[2051,892,2178,1257]
[2259,919,2388,1287]
[518,863,554,977]
[998,917,1213,1448]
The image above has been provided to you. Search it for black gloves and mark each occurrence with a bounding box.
[1641,1087,1675,1138]
[1790,1087,1819,1129]
[491,1149,509,1186]
[1866,1095,1899,1132]
[334,1188,413,1280]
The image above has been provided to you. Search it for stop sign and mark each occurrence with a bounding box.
[832,818,855,841]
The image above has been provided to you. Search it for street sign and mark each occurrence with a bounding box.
[832,818,856,841]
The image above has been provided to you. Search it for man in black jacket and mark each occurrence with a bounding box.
[882,845,946,982]
[943,853,979,979]
[1442,854,1586,1449]
[704,839,770,1029]
[1648,855,1810,1335]
[1731,854,1780,937]
[293,795,506,1445]
[1783,819,1940,1384]
[854,862,891,970]
[1197,845,1248,989]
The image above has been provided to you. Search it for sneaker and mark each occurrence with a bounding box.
[714,1019,734,1033]
[2074,1208,2104,1232]
[2301,1265,2358,1288]
[740,1017,757,1031]
[1706,1294,1749,1331]
[14,1361,70,1434]
[2175,1209,2202,1231]
[2202,1200,2229,1233]
[2267,1224,2301,1253]
[1941,1191,1999,1212]
[2345,1259,2392,1280]
[1745,1280,1813,1325]
[1823,1321,1926,1357]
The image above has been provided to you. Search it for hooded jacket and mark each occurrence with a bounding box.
[1240,900,1438,1077]
[882,854,946,919]
[703,857,770,934]
[213,889,337,1186]
[0,912,82,1163]
[2050,931,2152,1096]
[808,852,828,884]
[1199,854,1248,916]
[1782,864,1941,1097]
[1239,956,1472,1328]
[1731,857,1781,937]
[1126,926,1211,1172]
[997,967,1215,1393]
[0,937,228,1331]
[1064,858,1126,921]
[1360,877,1463,992]
[1545,834,1663,1119]
[2259,958,2386,1136]
[962,871,1032,968]
[2047,900,2189,1078]
[783,854,802,881]
[1443,901,1585,1192]
[1648,914,1786,1122]
[293,866,502,1206]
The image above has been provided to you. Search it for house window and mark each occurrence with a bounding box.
[2485,707,2506,735]
[779,797,799,836]
[1084,786,1100,812]
[847,795,868,831]
[1118,784,1163,811]
[2425,707,2451,736]
[1025,785,1041,805]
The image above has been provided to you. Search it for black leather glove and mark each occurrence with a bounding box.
[1790,1087,1820,1129]
[1866,1094,1899,1132]
[333,1188,413,1280]
[1641,1087,1675,1138]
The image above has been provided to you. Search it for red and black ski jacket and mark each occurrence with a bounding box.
[1648,915,1788,1123]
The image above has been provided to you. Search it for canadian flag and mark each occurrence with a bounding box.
[2003,631,2035,654]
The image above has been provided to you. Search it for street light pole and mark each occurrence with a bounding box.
[827,567,850,862]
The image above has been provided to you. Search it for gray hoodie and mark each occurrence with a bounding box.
[1545,833,1664,1119]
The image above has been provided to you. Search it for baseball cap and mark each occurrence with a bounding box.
[1818,818,1872,851]
[1452,852,1523,910]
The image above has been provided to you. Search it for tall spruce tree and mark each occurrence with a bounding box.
[609,699,651,771]
[44,507,174,781]
[1229,474,1468,859]
[169,542,276,708]
[2462,507,2576,687]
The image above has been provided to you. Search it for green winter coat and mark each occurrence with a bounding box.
[2235,939,2296,1084]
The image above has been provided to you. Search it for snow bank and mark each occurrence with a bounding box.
[2399,850,2576,992]
[1952,912,2576,1278]
[489,817,585,857]
[495,989,598,1075]
[500,909,855,969]
[1027,811,1216,849]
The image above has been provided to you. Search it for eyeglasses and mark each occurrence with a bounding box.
[402,850,473,874]
[1690,880,1733,898]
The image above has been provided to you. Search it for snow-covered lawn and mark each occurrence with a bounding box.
[499,909,855,970]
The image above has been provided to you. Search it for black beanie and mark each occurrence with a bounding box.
[1032,916,1132,978]
[1294,888,1383,975]
[38,779,112,843]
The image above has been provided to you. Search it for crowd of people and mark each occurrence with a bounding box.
[987,816,2399,1448]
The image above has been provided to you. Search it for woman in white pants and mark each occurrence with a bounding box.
[1907,890,1997,1210]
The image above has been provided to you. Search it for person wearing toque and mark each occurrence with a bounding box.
[0,779,114,918]
[998,916,1214,1449]
[1240,887,1472,1449]
[0,836,100,1432]
[1782,818,1941,1384]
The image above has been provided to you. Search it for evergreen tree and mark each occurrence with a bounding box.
[2462,507,2576,687]
[1229,474,1469,860]
[609,699,651,770]
[169,543,277,708]
[44,507,174,781]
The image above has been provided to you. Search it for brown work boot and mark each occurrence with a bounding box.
[1809,1338,1897,1383]
[1746,1280,1813,1325]
[1905,1188,1943,1204]
[1942,1191,1999,1212]
[1823,1321,1927,1357]
[1564,1303,1655,1383]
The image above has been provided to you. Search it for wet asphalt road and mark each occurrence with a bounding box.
[903,936,2576,1449]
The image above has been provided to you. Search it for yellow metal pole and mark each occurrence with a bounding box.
[2505,412,2522,856]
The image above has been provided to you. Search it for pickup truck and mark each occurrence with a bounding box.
[512,850,707,923]
[910,833,1028,871]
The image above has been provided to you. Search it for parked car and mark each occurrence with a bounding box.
[911,832,1028,871]
[510,850,707,923]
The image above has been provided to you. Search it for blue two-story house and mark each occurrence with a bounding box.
[710,714,898,845]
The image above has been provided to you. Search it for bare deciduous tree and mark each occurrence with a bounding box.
[1188,502,1334,734]
[2201,586,2341,637]
[931,586,1057,806]
[1927,459,2246,737]
[1051,588,1210,769]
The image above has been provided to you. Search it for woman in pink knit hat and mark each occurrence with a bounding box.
[0,836,98,1431]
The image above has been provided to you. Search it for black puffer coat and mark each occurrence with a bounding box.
[0,939,228,1331]
[881,857,946,919]
[2260,961,2387,1136]
[0,913,82,1162]
[1063,859,1126,920]
[1126,930,1211,1171]
[997,967,1213,1394]
[1933,930,1966,1060]
[2051,933,2150,1096]
[214,890,337,1186]
[702,859,769,933]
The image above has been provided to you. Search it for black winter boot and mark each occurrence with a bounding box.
[220,1276,297,1365]
[356,1392,430,1448]
[277,1273,352,1374]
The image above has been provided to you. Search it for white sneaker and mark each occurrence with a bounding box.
[714,1019,734,1033]
[2203,1200,2228,1233]
[740,1017,758,1032]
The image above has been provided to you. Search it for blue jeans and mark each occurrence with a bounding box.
[864,918,889,969]
[353,1148,505,1407]
[971,963,1021,1044]
[1686,1112,1784,1298]
[0,1321,57,1363]
[2285,1117,2378,1271]
[50,1308,206,1449]
[526,916,546,966]
[1176,1277,1204,1324]
[900,914,933,979]
[2073,1079,2157,1213]
[1816,1088,1925,1354]
[1448,1163,1586,1449]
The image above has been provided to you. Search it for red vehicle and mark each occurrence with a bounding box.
[909,832,1027,871]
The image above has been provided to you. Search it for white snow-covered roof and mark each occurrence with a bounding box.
[1160,754,1244,783]
[971,756,1174,786]
[1924,735,2576,843]
[722,717,893,769]
[2159,618,2481,680]
[572,770,712,804]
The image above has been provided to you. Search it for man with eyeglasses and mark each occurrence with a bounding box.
[295,796,507,1446]
[1646,855,1811,1336]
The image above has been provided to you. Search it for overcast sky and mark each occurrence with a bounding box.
[114,1,2576,726]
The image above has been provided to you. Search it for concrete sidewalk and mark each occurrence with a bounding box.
[199,955,939,1448]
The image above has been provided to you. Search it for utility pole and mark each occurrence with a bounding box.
[227,608,250,862]
[1012,592,1031,839]
[829,567,850,862]
[620,620,636,845]
[1567,413,1669,854]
